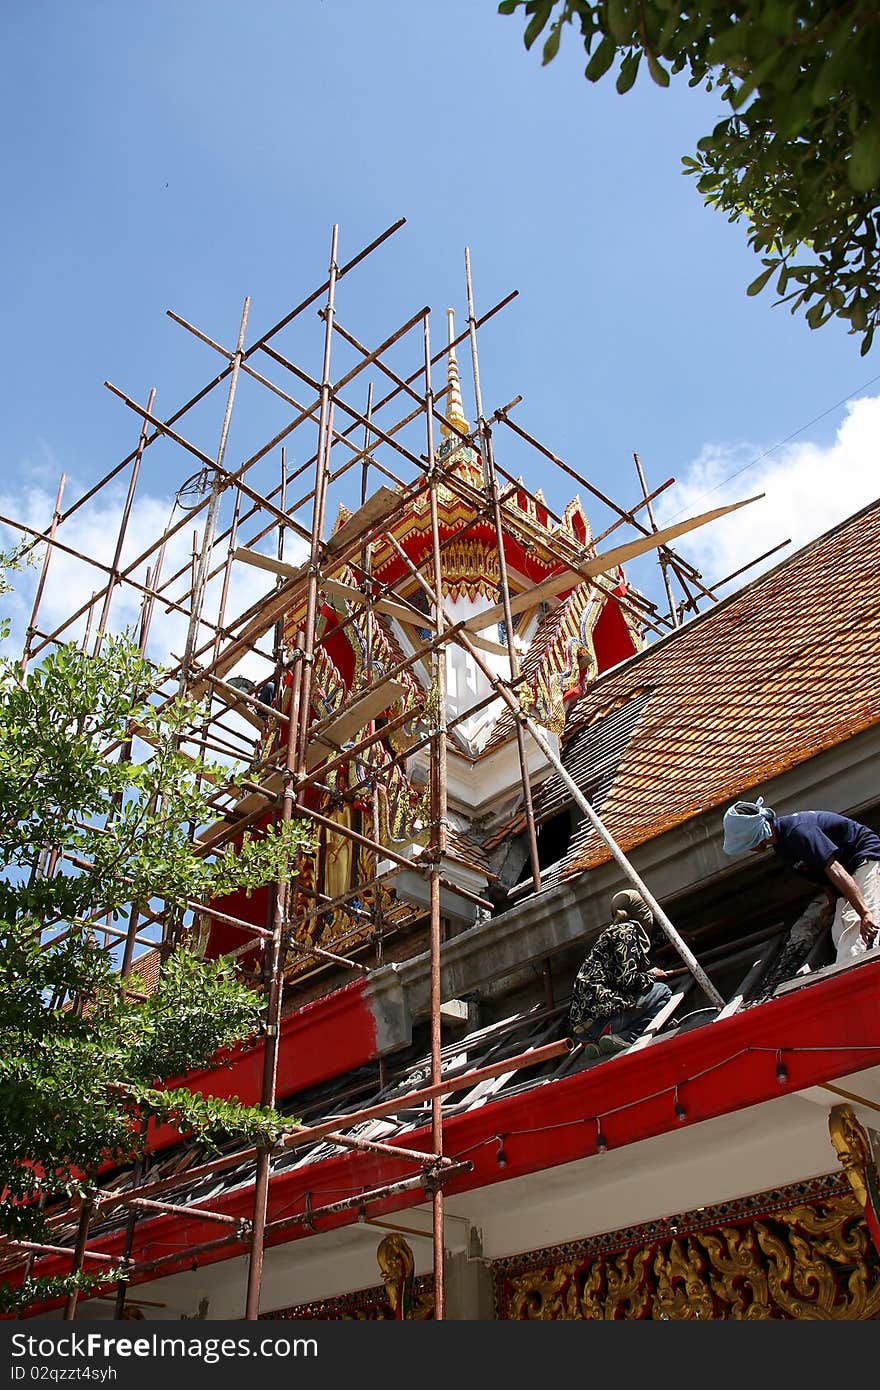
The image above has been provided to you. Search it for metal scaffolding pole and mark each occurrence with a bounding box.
[424,309,447,1320]
[20,472,66,673]
[2,221,764,1325]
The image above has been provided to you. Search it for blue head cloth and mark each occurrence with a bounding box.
[722,796,774,856]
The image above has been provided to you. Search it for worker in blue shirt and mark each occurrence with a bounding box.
[722,799,880,963]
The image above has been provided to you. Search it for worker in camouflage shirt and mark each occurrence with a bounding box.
[567,888,673,1057]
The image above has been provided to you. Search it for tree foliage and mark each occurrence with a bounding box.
[0,569,311,1308]
[500,1,880,354]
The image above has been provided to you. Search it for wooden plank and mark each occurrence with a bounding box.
[627,988,689,1052]
[191,489,403,699]
[716,931,785,1019]
[322,577,420,628]
[233,547,304,581]
[195,813,248,848]
[315,680,407,750]
[326,486,402,555]
[196,679,408,842]
[463,494,763,634]
[208,683,269,732]
[463,629,509,657]
[234,770,283,819]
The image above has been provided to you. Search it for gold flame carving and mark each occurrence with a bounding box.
[501,1186,880,1319]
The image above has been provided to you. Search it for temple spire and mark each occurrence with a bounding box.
[441,308,470,438]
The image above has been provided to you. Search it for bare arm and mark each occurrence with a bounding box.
[825,860,878,946]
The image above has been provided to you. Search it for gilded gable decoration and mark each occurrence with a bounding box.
[493,1173,880,1319]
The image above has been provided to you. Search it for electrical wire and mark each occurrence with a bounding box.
[664,369,880,523]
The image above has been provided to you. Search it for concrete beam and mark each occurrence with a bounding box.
[368,724,880,1028]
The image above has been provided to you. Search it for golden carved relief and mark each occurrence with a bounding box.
[506,1261,576,1319]
[829,1104,872,1210]
[376,1233,415,1318]
[653,1237,716,1320]
[497,1179,880,1319]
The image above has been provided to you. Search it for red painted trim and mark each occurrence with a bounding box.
[20,960,880,1313]
[145,977,376,1151]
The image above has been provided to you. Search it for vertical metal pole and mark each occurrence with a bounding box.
[137,536,166,657]
[112,1149,145,1318]
[360,383,388,1085]
[62,1195,93,1321]
[244,638,304,1320]
[21,1192,47,1283]
[634,451,678,629]
[465,251,546,952]
[93,389,156,657]
[295,226,339,780]
[168,285,247,944]
[424,310,446,1320]
[21,472,66,675]
[210,486,244,672]
[137,567,153,655]
[121,532,166,978]
[360,386,384,964]
[81,594,98,653]
[179,298,251,691]
[269,449,288,686]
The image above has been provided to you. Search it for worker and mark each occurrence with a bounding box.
[721,799,880,962]
[566,888,673,1057]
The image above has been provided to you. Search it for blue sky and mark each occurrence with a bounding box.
[1,0,878,654]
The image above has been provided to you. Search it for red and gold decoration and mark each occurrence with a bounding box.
[828,1103,880,1256]
[493,1172,880,1319]
[520,582,602,734]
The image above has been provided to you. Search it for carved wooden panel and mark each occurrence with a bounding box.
[493,1173,880,1319]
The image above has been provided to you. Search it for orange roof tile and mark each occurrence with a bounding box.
[131,947,161,992]
[549,498,880,878]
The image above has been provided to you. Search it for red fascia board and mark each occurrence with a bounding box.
[20,959,880,1312]
[144,976,376,1151]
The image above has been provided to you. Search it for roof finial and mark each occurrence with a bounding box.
[441,308,470,438]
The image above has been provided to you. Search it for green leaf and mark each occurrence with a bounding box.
[605,0,632,45]
[705,26,744,66]
[849,126,880,193]
[585,33,616,81]
[746,263,776,296]
[497,0,521,12]
[542,22,561,65]
[647,51,670,88]
[850,297,868,332]
[762,0,795,38]
[811,38,853,107]
[524,0,553,50]
[616,49,640,94]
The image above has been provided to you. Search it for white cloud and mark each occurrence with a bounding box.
[0,481,308,693]
[652,395,880,596]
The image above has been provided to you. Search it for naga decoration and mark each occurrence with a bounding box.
[520,582,602,735]
[261,1235,434,1321]
[828,1103,880,1256]
[376,1233,417,1319]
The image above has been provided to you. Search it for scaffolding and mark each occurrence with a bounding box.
[0,219,770,1320]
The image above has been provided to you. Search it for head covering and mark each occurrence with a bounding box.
[610,888,653,932]
[722,796,774,856]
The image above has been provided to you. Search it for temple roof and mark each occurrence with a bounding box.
[537,494,880,881]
